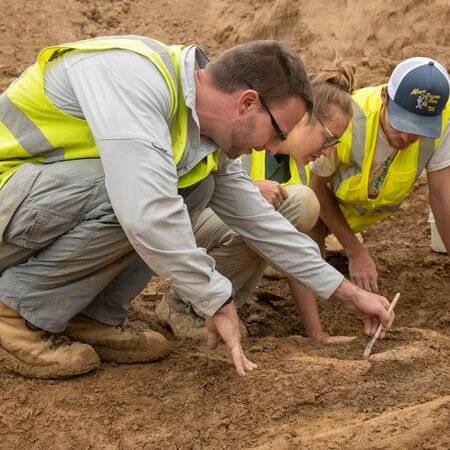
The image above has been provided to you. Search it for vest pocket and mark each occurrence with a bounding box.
[379,168,416,206]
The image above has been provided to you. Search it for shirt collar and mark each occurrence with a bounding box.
[180,45,210,116]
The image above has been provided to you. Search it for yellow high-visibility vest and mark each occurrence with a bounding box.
[331,85,448,232]
[0,36,220,189]
[246,149,309,185]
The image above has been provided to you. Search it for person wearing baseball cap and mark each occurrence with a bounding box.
[290,56,450,310]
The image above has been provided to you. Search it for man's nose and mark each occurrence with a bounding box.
[400,132,419,144]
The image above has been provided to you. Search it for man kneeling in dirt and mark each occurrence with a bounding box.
[0,35,394,380]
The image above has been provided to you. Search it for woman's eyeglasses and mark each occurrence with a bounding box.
[317,118,341,148]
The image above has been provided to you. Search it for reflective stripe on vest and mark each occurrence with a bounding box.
[330,85,448,232]
[246,149,309,185]
[0,36,220,189]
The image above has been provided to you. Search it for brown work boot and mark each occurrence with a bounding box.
[65,315,170,363]
[155,288,248,340]
[155,288,209,340]
[0,302,100,379]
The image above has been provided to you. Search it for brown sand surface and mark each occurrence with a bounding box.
[0,1,449,448]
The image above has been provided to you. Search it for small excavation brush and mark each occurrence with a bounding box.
[363,292,400,360]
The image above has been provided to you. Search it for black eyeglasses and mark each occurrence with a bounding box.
[317,118,341,148]
[246,83,287,142]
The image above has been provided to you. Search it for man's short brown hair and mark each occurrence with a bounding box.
[207,40,313,115]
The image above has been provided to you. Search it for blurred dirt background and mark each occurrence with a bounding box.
[0,0,449,449]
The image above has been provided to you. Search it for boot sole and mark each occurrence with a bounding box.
[0,346,100,379]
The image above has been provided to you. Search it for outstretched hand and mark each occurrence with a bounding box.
[204,302,257,376]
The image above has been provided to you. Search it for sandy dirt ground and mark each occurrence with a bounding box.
[0,0,449,449]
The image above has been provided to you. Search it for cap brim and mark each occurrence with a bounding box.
[388,99,443,139]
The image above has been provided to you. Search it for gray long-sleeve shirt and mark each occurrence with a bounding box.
[44,43,344,316]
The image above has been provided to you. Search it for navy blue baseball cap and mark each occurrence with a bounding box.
[387,57,450,139]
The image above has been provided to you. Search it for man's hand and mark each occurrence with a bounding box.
[331,279,395,338]
[252,180,288,209]
[348,248,379,293]
[204,301,257,376]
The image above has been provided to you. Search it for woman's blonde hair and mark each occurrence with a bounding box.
[310,58,357,123]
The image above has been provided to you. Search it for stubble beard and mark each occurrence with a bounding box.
[220,116,257,160]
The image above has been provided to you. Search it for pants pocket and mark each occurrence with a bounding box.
[0,164,40,242]
[0,162,106,249]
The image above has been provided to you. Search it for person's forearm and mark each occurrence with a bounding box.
[431,206,450,253]
[329,277,361,304]
[288,278,324,339]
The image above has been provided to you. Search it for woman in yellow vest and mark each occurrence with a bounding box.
[157,59,359,343]
[248,59,359,343]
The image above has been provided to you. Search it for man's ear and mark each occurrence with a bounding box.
[380,86,391,109]
[238,89,259,115]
